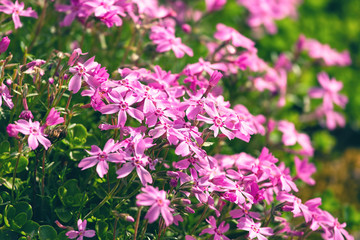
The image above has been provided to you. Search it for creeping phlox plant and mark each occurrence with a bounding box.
[0,0,354,239]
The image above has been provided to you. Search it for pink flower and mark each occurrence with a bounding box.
[68,48,87,66]
[309,72,348,110]
[0,0,38,29]
[200,216,230,240]
[214,23,255,50]
[78,139,124,178]
[69,56,99,93]
[150,25,193,58]
[298,35,351,66]
[0,83,14,109]
[237,217,273,240]
[66,219,96,240]
[46,108,65,126]
[136,185,174,226]
[294,156,316,185]
[55,0,91,27]
[100,91,144,127]
[205,0,227,12]
[14,119,51,150]
[0,36,10,54]
[197,102,235,139]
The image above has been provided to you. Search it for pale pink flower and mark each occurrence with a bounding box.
[0,83,14,109]
[309,72,347,110]
[136,185,174,226]
[214,23,255,50]
[205,0,227,12]
[237,217,273,240]
[78,139,124,178]
[66,219,96,240]
[46,108,65,126]
[294,156,316,185]
[199,216,230,240]
[100,91,144,127]
[14,119,51,150]
[0,0,38,29]
[69,56,99,93]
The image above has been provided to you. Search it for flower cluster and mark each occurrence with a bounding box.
[0,0,354,240]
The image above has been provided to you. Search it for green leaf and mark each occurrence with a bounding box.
[72,124,88,144]
[38,225,57,240]
[21,220,40,236]
[13,212,27,228]
[96,221,108,240]
[58,179,88,207]
[55,208,72,223]
[0,141,10,153]
[4,205,16,227]
[14,202,33,220]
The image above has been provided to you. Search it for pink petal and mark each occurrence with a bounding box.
[78,157,98,170]
[96,160,109,178]
[145,204,160,223]
[28,134,39,150]
[116,163,134,178]
[68,74,82,93]
[136,165,153,186]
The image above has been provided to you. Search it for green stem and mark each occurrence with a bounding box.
[11,141,23,201]
[190,205,209,235]
[84,179,121,219]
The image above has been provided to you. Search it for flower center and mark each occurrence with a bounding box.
[251,225,259,233]
[155,109,164,116]
[157,198,164,206]
[214,116,224,127]
[119,101,128,110]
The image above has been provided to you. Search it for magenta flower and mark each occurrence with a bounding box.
[0,83,14,109]
[116,151,152,186]
[14,119,51,150]
[69,56,99,93]
[205,0,227,12]
[150,25,193,58]
[0,36,10,54]
[237,217,273,240]
[68,48,87,66]
[78,139,124,178]
[0,0,38,29]
[200,216,230,240]
[186,58,227,76]
[100,91,144,127]
[309,72,348,110]
[214,23,255,50]
[197,103,235,139]
[46,108,65,126]
[66,219,96,240]
[136,185,174,226]
[294,156,316,185]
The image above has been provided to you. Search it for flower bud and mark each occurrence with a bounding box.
[19,110,34,120]
[181,24,192,34]
[48,77,54,84]
[209,70,223,87]
[185,206,195,214]
[6,124,19,137]
[170,178,178,188]
[0,36,10,54]
[6,79,12,85]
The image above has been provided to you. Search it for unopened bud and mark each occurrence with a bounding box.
[185,206,195,214]
[0,36,10,54]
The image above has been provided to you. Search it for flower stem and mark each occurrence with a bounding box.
[190,205,209,235]
[134,206,142,240]
[84,179,121,219]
